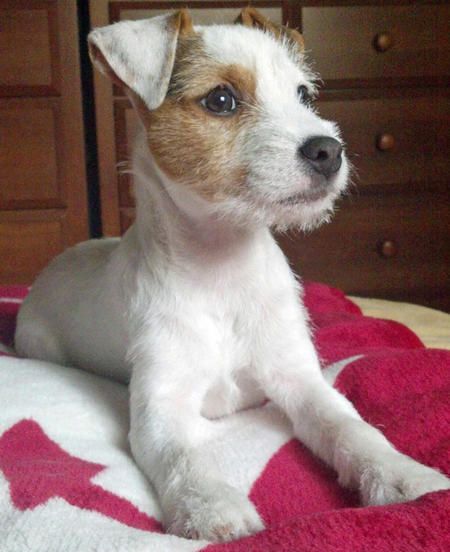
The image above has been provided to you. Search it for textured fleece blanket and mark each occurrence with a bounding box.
[0,283,449,551]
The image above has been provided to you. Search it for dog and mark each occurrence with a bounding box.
[15,8,450,542]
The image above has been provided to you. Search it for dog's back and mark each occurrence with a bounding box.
[15,237,130,380]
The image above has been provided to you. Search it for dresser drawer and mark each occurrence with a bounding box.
[317,92,449,193]
[0,3,60,97]
[0,211,65,284]
[277,193,450,310]
[302,4,450,86]
[0,99,63,209]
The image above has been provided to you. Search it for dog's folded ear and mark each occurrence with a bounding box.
[88,9,193,110]
[235,7,304,52]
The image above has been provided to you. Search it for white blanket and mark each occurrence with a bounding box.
[0,355,297,551]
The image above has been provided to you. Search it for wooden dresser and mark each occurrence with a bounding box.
[2,1,449,312]
[0,0,89,284]
[283,2,450,312]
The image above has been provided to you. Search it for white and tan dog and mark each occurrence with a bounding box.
[15,8,449,542]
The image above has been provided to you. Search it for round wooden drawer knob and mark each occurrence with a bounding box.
[378,239,397,258]
[374,32,393,53]
[376,133,395,152]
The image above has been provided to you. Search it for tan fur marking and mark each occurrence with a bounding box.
[236,7,280,36]
[220,65,257,102]
[144,96,250,202]
[169,36,256,102]
[236,7,305,52]
[286,28,305,52]
[141,35,256,201]
[168,8,194,36]
[178,8,194,37]
[143,37,257,202]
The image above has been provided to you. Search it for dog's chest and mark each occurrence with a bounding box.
[199,304,265,419]
[194,272,287,419]
[153,231,299,418]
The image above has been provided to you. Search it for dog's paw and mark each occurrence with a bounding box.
[164,481,264,542]
[360,454,450,506]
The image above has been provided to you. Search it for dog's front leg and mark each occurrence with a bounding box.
[128,332,263,542]
[255,326,450,506]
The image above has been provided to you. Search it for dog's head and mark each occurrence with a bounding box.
[89,8,349,231]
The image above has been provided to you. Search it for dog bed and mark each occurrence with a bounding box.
[0,283,449,551]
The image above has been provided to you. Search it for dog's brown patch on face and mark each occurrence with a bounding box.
[142,36,257,202]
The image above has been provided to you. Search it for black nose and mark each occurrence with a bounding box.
[299,136,343,178]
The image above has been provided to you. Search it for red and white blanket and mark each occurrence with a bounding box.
[0,283,449,551]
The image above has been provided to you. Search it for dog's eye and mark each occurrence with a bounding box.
[201,86,238,116]
[297,85,312,106]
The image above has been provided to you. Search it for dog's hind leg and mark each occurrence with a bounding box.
[15,313,68,365]
[128,334,264,542]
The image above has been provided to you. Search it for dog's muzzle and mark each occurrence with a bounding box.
[299,136,343,179]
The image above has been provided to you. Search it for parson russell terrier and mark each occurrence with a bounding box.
[15,8,450,542]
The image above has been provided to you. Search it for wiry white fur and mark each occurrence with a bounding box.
[190,25,348,232]
[88,14,180,110]
[15,13,449,543]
